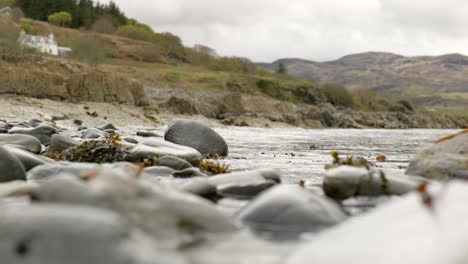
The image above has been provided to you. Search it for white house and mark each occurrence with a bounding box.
[18,30,72,56]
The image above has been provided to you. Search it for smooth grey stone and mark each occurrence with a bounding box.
[173,168,208,178]
[406,132,468,179]
[323,166,424,201]
[0,204,170,264]
[158,155,193,171]
[137,131,162,138]
[123,137,138,144]
[130,138,203,166]
[28,118,43,127]
[81,128,106,139]
[4,146,53,171]
[32,171,238,248]
[0,145,26,182]
[237,185,346,239]
[9,124,58,145]
[49,134,79,152]
[208,169,281,198]
[0,134,42,153]
[165,119,229,156]
[143,166,176,177]
[180,178,218,200]
[218,180,277,199]
[96,122,117,131]
[27,163,98,182]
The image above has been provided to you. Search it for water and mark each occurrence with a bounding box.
[121,127,458,263]
[218,128,456,183]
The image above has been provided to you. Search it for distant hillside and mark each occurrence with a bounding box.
[258,52,468,116]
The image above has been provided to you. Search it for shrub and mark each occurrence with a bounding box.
[116,24,153,41]
[47,11,72,27]
[398,100,414,112]
[353,89,390,111]
[152,32,186,61]
[20,21,37,34]
[321,83,354,107]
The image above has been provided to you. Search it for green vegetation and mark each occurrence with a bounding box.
[321,83,354,107]
[15,0,126,28]
[276,62,287,74]
[19,20,36,34]
[47,11,72,27]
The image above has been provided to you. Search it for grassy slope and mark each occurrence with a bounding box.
[23,18,315,102]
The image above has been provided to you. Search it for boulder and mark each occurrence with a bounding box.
[208,169,281,199]
[0,134,42,153]
[4,146,53,171]
[143,166,175,177]
[130,138,203,166]
[165,119,228,156]
[0,204,174,264]
[9,124,58,145]
[158,156,193,171]
[26,162,99,182]
[323,166,425,201]
[81,128,107,139]
[31,168,238,248]
[49,134,80,152]
[173,168,208,178]
[406,131,468,179]
[287,181,468,264]
[96,122,118,131]
[237,185,346,239]
[0,146,26,182]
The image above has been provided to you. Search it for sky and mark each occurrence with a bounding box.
[104,0,468,62]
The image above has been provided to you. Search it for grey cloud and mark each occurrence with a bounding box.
[105,0,468,62]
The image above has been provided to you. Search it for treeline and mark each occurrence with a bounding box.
[15,0,126,28]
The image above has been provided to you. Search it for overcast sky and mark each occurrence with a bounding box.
[104,0,468,62]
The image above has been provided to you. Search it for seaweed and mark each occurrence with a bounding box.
[200,160,231,175]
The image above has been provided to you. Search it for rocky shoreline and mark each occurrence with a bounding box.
[0,113,466,263]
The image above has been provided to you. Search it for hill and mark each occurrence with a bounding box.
[259,52,468,117]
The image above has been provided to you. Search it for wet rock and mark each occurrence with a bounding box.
[165,119,229,156]
[26,162,98,182]
[158,156,193,171]
[123,137,138,144]
[237,185,346,239]
[0,145,26,182]
[406,131,468,179]
[137,131,162,138]
[4,146,53,171]
[0,204,171,264]
[32,168,238,248]
[179,178,218,200]
[9,124,58,145]
[323,166,424,201]
[208,169,281,198]
[173,168,208,178]
[49,134,79,152]
[81,128,107,139]
[28,118,43,127]
[0,134,42,153]
[287,181,468,264]
[0,181,37,198]
[96,122,117,131]
[130,138,203,166]
[143,166,176,177]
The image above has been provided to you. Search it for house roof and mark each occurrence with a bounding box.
[20,33,57,46]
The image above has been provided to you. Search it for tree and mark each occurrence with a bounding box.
[321,84,354,107]
[276,62,287,74]
[48,11,72,27]
[116,24,153,41]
